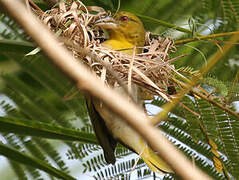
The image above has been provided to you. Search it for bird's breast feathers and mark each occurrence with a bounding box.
[102,39,135,53]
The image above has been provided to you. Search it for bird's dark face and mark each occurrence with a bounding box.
[95,11,146,47]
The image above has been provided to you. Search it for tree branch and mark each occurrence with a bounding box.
[0,0,212,179]
[152,31,239,124]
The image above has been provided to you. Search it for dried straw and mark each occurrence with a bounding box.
[40,0,178,100]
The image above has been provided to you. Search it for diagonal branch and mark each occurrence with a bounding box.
[0,0,212,179]
[152,30,239,124]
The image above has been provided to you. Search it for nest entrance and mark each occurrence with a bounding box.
[40,0,177,101]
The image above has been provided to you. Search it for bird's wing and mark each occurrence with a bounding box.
[85,95,117,164]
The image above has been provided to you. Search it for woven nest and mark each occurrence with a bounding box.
[40,0,178,100]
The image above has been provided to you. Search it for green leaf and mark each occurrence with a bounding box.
[0,143,76,180]
[0,39,34,54]
[0,116,98,144]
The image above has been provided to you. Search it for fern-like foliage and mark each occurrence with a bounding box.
[0,0,239,179]
[0,14,27,40]
[153,95,239,179]
[0,54,86,179]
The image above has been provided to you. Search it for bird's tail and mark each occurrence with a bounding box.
[139,144,173,174]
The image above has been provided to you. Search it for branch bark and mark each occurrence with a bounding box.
[0,0,212,179]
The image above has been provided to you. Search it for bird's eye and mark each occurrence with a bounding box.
[120,16,129,22]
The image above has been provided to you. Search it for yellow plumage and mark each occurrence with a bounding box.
[87,11,173,174]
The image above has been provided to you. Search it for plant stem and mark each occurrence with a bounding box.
[136,13,195,35]
[172,77,239,120]
[175,31,239,45]
[152,29,239,124]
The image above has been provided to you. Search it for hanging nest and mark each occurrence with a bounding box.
[40,0,179,101]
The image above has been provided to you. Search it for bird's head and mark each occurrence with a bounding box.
[95,11,146,47]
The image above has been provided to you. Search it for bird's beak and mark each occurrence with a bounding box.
[95,16,118,29]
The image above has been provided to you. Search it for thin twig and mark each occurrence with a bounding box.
[172,77,239,119]
[136,13,197,35]
[175,31,239,45]
[152,30,239,125]
[170,66,239,119]
[28,0,44,15]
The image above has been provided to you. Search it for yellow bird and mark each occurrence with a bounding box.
[86,11,173,174]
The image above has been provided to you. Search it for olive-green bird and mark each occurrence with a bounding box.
[86,11,173,174]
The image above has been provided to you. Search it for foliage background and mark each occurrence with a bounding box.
[0,0,239,179]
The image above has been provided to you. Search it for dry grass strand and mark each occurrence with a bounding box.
[40,0,180,100]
